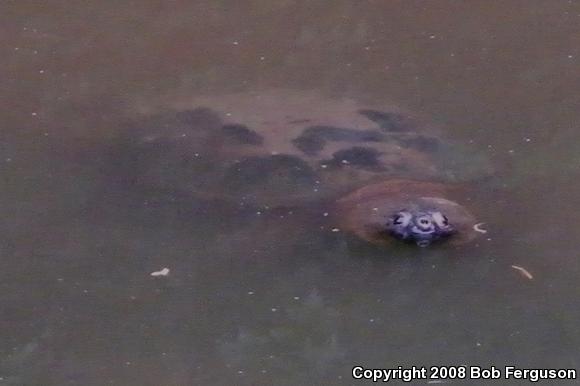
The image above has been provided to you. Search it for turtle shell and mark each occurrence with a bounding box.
[336,179,479,247]
[114,90,492,207]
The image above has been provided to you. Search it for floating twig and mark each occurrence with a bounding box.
[511,265,533,280]
[473,222,488,234]
[150,267,170,277]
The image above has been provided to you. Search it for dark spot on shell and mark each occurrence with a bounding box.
[292,135,325,155]
[224,154,317,190]
[323,146,384,171]
[292,125,384,155]
[288,118,312,124]
[221,124,264,145]
[358,109,410,132]
[398,135,441,152]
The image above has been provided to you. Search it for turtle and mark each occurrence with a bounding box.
[110,90,491,248]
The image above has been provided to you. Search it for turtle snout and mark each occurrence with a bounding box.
[413,215,435,233]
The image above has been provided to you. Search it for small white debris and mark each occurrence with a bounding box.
[323,212,329,217]
[39,70,45,74]
[256,211,262,215]
[524,137,531,142]
[247,291,255,295]
[293,296,300,300]
[372,207,379,211]
[271,308,277,312]
[476,342,482,347]
[226,112,232,117]
[568,55,574,58]
[259,56,265,60]
[320,164,328,169]
[369,318,375,323]
[341,159,350,164]
[232,41,239,45]
[150,267,170,277]
[429,34,436,39]
[331,228,340,232]
[473,223,488,234]
[31,112,37,116]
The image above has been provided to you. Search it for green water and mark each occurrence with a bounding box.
[2,1,580,385]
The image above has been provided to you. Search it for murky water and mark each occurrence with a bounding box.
[2,1,580,385]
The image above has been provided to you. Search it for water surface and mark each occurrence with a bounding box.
[2,1,580,385]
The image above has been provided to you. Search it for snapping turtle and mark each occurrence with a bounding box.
[114,90,490,247]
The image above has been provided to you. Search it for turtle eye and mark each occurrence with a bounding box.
[431,212,449,227]
[391,211,411,226]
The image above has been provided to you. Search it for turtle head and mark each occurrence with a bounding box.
[386,209,456,247]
